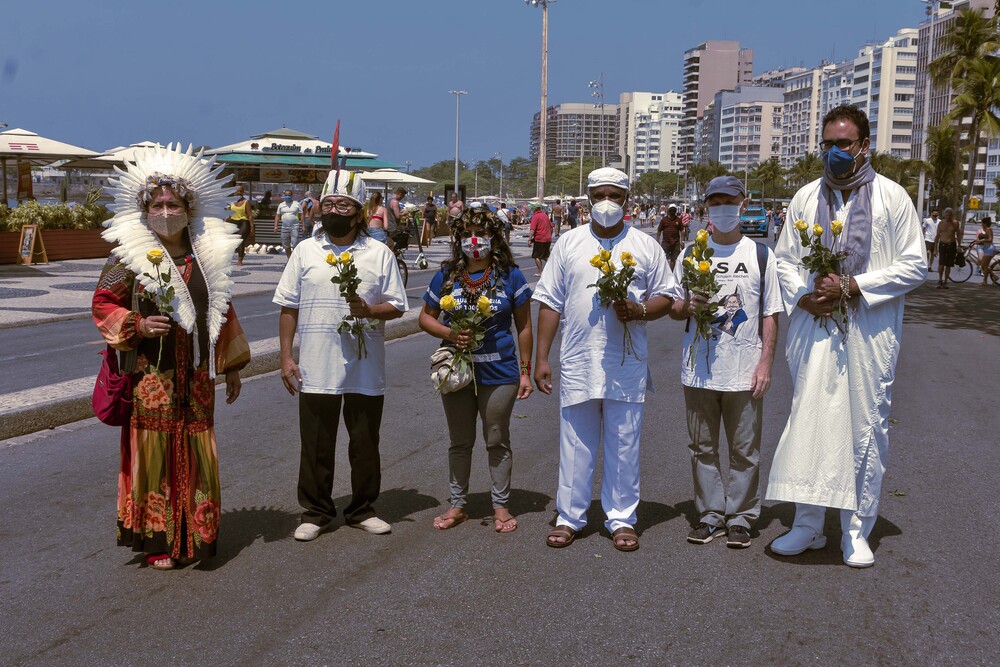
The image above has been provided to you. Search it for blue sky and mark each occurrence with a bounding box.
[1,0,927,169]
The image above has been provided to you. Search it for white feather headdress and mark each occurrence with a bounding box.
[102,143,241,377]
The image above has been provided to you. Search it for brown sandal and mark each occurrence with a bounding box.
[433,509,468,530]
[612,526,640,552]
[546,525,576,548]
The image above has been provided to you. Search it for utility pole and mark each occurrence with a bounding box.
[526,0,554,204]
[449,90,468,199]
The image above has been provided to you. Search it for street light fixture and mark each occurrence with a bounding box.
[493,151,503,199]
[588,73,605,167]
[526,0,554,204]
[571,122,584,197]
[449,90,468,200]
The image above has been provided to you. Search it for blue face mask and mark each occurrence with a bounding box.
[822,145,858,177]
[284,195,292,202]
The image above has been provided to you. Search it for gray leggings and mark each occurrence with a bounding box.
[440,383,519,509]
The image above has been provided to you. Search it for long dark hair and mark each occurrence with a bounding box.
[440,207,516,294]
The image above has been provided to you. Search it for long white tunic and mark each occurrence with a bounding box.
[765,175,926,515]
[532,224,676,407]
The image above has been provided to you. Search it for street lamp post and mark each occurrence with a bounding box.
[526,0,553,204]
[572,122,584,197]
[916,0,941,218]
[589,73,605,167]
[449,90,468,200]
[493,151,503,199]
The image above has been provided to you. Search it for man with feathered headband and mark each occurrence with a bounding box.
[93,144,251,570]
[532,167,677,552]
[273,168,408,542]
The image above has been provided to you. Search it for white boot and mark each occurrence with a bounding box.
[840,510,875,568]
[771,503,827,556]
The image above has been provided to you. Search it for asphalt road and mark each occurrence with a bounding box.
[1,280,999,666]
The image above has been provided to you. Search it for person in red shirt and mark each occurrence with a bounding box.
[656,205,683,269]
[529,204,553,276]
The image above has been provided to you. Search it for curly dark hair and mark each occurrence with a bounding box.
[439,206,517,294]
[822,104,870,142]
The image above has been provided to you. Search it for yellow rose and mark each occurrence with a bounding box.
[146,249,164,266]
[695,229,709,245]
[601,261,615,275]
[794,219,808,232]
[339,251,352,264]
[325,252,336,266]
[623,256,637,268]
[599,249,612,261]
[619,251,633,262]
[831,219,844,236]
[683,256,695,270]
[439,295,457,311]
[590,255,603,268]
[698,260,711,274]
[477,295,492,316]
[812,223,824,237]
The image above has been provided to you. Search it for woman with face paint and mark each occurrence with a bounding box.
[418,207,534,533]
[93,146,251,571]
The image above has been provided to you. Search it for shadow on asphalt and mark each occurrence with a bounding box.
[904,282,1000,337]
[198,505,299,571]
[338,487,441,525]
[760,502,902,566]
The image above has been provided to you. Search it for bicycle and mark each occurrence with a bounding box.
[948,244,979,283]
[390,231,409,287]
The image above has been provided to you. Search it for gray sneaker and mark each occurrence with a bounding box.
[687,522,726,544]
[726,525,752,549]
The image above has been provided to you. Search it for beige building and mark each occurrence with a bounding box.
[530,103,619,163]
[616,91,684,182]
[712,86,785,172]
[782,67,824,168]
[680,40,754,170]
[852,29,919,159]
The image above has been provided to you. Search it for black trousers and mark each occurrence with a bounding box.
[298,392,384,524]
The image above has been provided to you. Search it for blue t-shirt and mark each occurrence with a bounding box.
[424,266,532,385]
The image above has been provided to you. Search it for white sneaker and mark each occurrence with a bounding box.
[294,522,327,541]
[770,527,827,555]
[348,516,391,535]
[841,533,875,568]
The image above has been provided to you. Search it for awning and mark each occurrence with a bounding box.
[0,128,99,166]
[214,153,399,169]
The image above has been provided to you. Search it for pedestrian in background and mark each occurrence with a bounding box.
[529,204,552,277]
[365,191,389,244]
[274,189,302,257]
[972,217,997,286]
[94,145,250,570]
[421,195,437,251]
[418,207,534,533]
[668,176,781,549]
[934,207,960,288]
[301,189,319,238]
[274,170,408,542]
[767,104,925,568]
[228,184,254,267]
[533,167,676,552]
[921,208,939,271]
[656,204,683,269]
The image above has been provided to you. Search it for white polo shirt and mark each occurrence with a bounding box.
[273,232,408,395]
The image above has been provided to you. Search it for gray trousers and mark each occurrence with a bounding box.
[440,382,518,509]
[683,386,762,530]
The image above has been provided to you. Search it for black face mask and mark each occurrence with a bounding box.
[320,212,356,239]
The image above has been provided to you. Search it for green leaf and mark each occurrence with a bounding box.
[161,272,170,282]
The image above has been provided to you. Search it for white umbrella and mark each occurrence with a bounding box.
[61,141,163,169]
[1,128,100,202]
[357,169,435,185]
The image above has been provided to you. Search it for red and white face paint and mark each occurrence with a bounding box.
[461,235,491,261]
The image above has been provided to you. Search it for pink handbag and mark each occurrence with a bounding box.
[92,345,133,426]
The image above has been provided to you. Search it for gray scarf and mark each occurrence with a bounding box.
[817,155,876,277]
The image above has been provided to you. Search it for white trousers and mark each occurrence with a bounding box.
[557,399,644,533]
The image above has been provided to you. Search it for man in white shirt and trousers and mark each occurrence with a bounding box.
[533,167,676,552]
[766,104,925,567]
[274,169,409,542]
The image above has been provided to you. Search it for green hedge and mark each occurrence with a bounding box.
[0,201,112,232]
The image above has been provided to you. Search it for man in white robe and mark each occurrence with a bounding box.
[533,167,676,552]
[766,104,926,567]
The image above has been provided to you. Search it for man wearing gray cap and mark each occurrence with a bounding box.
[668,175,781,549]
[532,167,677,552]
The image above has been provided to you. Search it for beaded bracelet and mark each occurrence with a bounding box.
[520,360,531,376]
[640,302,647,320]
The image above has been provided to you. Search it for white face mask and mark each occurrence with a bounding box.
[708,205,741,233]
[147,212,189,237]
[590,200,624,228]
[461,236,491,260]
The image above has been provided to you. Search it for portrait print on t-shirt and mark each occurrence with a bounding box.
[710,287,748,338]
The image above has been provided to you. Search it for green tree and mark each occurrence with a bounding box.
[686,161,729,197]
[632,171,683,201]
[926,120,961,210]
[786,153,823,189]
[748,158,788,201]
[870,152,924,201]
[929,8,999,87]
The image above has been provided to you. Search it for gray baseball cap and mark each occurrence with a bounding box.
[704,175,746,199]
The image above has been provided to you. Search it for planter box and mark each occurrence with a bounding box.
[0,228,112,264]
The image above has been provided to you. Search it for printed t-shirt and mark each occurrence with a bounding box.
[658,216,682,246]
[277,201,301,224]
[424,266,532,385]
[273,233,408,395]
[668,236,782,392]
[532,225,676,407]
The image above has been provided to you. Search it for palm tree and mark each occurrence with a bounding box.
[926,121,961,210]
[686,161,728,198]
[787,153,823,188]
[929,8,999,87]
[946,56,1000,237]
[749,158,785,200]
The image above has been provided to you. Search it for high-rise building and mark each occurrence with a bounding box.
[851,29,919,159]
[530,103,619,163]
[680,40,754,170]
[752,67,807,89]
[819,60,855,119]
[782,66,825,168]
[712,86,785,172]
[617,91,684,182]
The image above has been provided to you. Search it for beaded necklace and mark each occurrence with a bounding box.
[458,264,493,307]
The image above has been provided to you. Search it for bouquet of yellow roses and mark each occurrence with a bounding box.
[327,250,376,359]
[793,218,849,336]
[140,248,174,370]
[680,229,723,370]
[438,293,494,394]
[587,248,639,364]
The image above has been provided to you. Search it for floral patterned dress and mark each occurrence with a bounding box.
[92,256,250,560]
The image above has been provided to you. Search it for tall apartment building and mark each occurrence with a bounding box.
[850,29,919,158]
[530,103,620,162]
[782,67,824,168]
[819,60,855,118]
[752,67,807,89]
[617,91,684,181]
[680,40,753,170]
[712,86,785,172]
